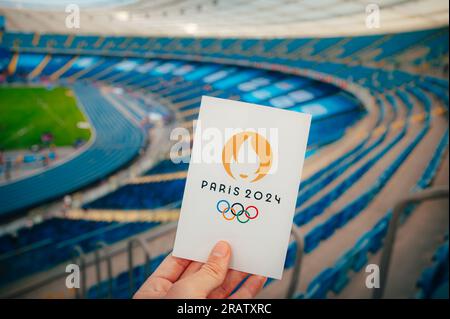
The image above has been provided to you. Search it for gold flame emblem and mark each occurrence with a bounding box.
[222,131,272,183]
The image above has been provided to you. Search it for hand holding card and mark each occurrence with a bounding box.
[173,96,311,279]
[134,241,268,299]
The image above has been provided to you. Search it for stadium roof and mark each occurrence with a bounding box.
[0,0,448,38]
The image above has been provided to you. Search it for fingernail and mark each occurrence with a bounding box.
[212,241,229,257]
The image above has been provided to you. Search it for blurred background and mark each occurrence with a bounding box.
[0,0,448,299]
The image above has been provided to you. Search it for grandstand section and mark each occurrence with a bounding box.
[0,0,447,301]
[0,0,446,37]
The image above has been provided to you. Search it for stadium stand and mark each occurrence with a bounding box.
[417,235,449,299]
[0,12,447,299]
[0,217,160,286]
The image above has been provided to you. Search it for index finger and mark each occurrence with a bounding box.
[151,253,192,283]
[228,275,267,299]
[134,254,193,298]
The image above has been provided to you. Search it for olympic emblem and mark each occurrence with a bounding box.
[216,200,259,224]
[222,131,273,183]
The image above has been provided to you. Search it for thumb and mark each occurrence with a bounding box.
[183,241,231,296]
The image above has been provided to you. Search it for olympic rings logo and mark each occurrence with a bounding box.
[216,200,259,224]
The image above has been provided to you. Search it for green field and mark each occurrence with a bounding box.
[0,86,91,150]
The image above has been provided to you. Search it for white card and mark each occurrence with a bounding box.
[172,96,311,279]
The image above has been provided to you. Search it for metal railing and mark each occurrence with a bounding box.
[94,241,113,299]
[373,186,449,299]
[127,237,152,298]
[77,224,305,299]
[2,219,306,299]
[111,225,304,299]
[59,235,155,299]
[71,245,86,299]
[0,222,177,298]
[287,224,304,299]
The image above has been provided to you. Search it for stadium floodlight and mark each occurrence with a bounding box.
[115,11,130,22]
[184,23,198,35]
